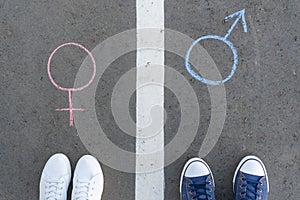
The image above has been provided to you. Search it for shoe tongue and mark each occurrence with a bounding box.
[242,172,263,182]
[187,175,208,184]
[188,176,211,200]
[77,177,91,183]
[47,176,63,183]
[78,176,94,182]
[80,179,91,183]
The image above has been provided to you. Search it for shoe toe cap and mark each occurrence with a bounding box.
[43,153,71,179]
[75,155,102,180]
[185,161,210,177]
[240,160,265,176]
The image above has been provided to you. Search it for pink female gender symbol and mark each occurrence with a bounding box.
[47,42,96,126]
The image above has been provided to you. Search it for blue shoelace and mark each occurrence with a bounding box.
[239,173,264,200]
[188,176,214,200]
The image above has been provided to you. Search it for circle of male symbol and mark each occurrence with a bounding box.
[72,28,227,173]
[185,35,238,85]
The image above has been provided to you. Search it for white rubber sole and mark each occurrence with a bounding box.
[179,157,214,196]
[232,155,269,193]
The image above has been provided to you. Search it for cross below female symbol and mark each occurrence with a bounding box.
[47,42,96,126]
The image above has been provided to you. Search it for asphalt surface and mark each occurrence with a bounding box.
[0,0,299,200]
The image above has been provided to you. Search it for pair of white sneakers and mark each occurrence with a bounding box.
[39,153,104,200]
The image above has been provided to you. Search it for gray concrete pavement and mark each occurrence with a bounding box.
[0,0,299,199]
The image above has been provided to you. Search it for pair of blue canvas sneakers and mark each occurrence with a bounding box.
[180,155,269,200]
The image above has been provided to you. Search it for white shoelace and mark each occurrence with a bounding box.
[73,179,94,200]
[45,180,64,200]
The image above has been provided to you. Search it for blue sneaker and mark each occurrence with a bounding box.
[233,156,269,200]
[180,158,216,200]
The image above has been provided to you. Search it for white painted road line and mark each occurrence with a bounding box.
[136,0,165,199]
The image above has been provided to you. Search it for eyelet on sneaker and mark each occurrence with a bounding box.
[260,182,264,186]
[259,189,263,193]
[189,190,193,195]
[209,188,213,192]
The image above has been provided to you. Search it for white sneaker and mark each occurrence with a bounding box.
[39,153,71,200]
[71,155,104,200]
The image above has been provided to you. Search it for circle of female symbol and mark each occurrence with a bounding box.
[47,42,96,126]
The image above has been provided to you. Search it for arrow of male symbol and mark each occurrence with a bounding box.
[185,9,248,85]
[224,9,248,39]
